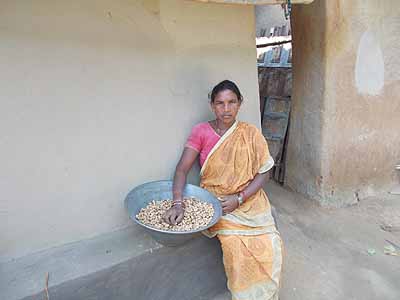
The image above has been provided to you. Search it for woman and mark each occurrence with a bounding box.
[163,80,283,300]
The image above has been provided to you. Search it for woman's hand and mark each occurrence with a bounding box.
[166,147,198,225]
[163,205,185,225]
[219,195,239,214]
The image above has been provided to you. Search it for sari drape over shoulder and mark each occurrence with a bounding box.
[200,121,283,300]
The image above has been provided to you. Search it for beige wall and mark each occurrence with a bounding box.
[288,0,400,206]
[0,0,260,261]
[286,0,326,203]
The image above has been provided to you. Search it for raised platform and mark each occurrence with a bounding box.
[1,225,228,300]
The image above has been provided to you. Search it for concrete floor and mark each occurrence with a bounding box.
[3,181,400,300]
[213,181,400,300]
[267,181,400,300]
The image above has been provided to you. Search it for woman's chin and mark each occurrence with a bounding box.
[221,116,234,122]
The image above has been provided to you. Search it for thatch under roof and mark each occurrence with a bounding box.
[191,0,314,5]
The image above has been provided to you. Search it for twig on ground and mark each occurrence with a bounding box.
[380,224,400,232]
[44,272,50,300]
[385,239,400,251]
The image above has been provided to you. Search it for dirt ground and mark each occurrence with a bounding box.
[265,181,400,300]
[4,180,399,300]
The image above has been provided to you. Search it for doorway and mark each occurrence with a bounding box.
[256,5,293,185]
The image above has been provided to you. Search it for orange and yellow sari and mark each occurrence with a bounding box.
[201,121,283,300]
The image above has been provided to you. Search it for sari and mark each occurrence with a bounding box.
[200,121,283,300]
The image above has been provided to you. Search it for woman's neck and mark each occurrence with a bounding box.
[216,119,236,131]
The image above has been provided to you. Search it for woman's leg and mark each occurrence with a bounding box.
[217,233,283,300]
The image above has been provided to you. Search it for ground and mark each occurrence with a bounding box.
[216,182,400,299]
[2,181,399,300]
[269,181,400,300]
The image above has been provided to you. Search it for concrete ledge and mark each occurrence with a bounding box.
[1,225,228,300]
[21,236,227,300]
[0,225,161,300]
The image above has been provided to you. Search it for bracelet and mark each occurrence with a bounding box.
[237,192,245,205]
[172,200,185,208]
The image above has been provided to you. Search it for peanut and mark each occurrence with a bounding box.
[136,197,214,231]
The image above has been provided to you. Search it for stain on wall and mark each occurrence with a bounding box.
[355,29,384,95]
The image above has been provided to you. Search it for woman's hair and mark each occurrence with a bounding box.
[209,80,243,103]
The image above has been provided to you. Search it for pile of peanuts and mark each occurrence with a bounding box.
[136,197,214,231]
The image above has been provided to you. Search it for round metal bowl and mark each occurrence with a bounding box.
[124,180,222,247]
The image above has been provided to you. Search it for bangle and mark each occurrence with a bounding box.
[237,192,245,205]
[172,200,185,208]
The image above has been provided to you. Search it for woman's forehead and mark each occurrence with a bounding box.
[214,89,238,101]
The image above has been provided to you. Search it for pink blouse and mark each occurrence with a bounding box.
[185,122,221,166]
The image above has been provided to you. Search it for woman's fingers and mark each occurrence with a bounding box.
[175,212,184,224]
[165,210,175,225]
[170,213,177,225]
[218,195,241,214]
[163,208,185,225]
[221,199,237,214]
[222,202,231,212]
[162,211,170,223]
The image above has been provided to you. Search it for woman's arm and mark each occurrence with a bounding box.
[172,148,198,202]
[163,148,199,225]
[220,171,270,214]
[241,171,270,200]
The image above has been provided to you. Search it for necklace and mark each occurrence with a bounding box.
[216,127,224,135]
[214,120,228,135]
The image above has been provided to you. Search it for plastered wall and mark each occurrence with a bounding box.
[288,0,400,206]
[0,0,261,261]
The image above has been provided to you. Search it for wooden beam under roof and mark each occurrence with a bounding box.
[190,0,315,5]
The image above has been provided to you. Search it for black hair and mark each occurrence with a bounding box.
[209,80,243,103]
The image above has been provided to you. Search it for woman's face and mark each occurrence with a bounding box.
[211,89,241,125]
